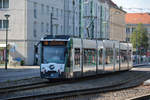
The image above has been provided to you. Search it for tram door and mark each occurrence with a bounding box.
[105,48,114,71]
[115,48,120,71]
[128,44,133,69]
[98,48,103,73]
[97,41,104,73]
[83,49,96,76]
[114,42,120,71]
[128,49,133,69]
[120,50,128,70]
[73,48,82,77]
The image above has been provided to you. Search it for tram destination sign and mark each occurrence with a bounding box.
[43,41,66,46]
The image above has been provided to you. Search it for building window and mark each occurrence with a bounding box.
[0,20,2,29]
[56,25,58,35]
[34,2,37,19]
[76,27,78,35]
[3,20,8,28]
[0,0,2,8]
[46,5,49,15]
[41,22,44,33]
[132,27,136,32]
[46,23,49,33]
[61,25,63,33]
[56,8,58,17]
[33,22,37,37]
[0,0,9,9]
[61,9,63,17]
[126,27,130,33]
[3,0,8,8]
[0,20,9,29]
[41,4,44,14]
[51,7,54,12]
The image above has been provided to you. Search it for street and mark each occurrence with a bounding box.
[0,66,40,83]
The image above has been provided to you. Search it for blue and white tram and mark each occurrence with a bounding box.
[39,35,133,79]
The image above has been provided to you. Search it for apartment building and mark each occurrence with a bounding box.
[81,0,110,39]
[0,0,110,65]
[64,0,110,39]
[108,1,126,42]
[0,0,64,65]
[125,13,150,47]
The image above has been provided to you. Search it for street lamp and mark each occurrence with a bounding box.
[72,0,75,37]
[4,14,10,70]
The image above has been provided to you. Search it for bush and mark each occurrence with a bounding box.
[21,60,24,66]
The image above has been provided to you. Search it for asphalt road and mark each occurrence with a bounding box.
[0,66,40,83]
[0,65,150,83]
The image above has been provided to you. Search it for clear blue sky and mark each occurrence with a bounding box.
[112,0,150,13]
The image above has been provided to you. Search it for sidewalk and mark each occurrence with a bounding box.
[133,63,150,67]
[0,66,40,83]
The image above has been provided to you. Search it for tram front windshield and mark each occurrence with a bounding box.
[43,46,66,64]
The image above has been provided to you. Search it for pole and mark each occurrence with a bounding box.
[50,13,53,35]
[79,0,82,38]
[105,23,106,39]
[5,17,8,70]
[79,0,84,76]
[72,0,75,37]
[90,1,94,39]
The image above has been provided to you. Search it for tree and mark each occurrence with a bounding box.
[131,23,148,54]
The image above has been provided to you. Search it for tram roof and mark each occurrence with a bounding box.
[41,35,70,41]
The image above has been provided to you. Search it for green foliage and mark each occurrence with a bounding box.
[21,60,24,66]
[131,23,149,51]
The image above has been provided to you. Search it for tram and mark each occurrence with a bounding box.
[39,35,132,79]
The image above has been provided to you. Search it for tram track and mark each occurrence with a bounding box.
[0,79,82,95]
[0,81,51,94]
[0,71,127,95]
[2,71,148,100]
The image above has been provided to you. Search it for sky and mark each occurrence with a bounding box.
[111,0,150,13]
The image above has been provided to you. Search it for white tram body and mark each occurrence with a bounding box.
[39,35,133,79]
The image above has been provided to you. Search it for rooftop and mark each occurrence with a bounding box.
[126,13,150,24]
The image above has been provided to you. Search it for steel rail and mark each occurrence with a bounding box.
[0,71,127,95]
[6,72,146,100]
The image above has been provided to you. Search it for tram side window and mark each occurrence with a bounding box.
[84,49,96,66]
[120,50,128,63]
[105,48,113,64]
[74,48,80,67]
[99,49,103,65]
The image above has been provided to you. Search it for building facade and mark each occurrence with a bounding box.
[63,0,110,39]
[125,13,150,47]
[0,0,64,65]
[109,4,126,42]
[0,0,110,65]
